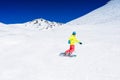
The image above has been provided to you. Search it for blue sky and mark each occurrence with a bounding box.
[0,0,110,24]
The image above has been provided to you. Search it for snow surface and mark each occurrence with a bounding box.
[0,0,120,80]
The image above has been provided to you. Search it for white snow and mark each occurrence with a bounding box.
[0,0,120,80]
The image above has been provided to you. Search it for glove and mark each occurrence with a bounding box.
[79,42,82,45]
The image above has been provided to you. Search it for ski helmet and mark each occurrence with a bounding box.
[72,31,76,35]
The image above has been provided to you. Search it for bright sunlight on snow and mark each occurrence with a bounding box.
[0,0,120,80]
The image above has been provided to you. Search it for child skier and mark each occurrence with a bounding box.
[65,31,82,56]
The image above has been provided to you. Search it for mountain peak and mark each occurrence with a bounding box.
[24,18,63,30]
[31,18,46,23]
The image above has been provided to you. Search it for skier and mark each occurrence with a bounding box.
[64,31,82,56]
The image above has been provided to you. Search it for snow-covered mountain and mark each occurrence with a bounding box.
[0,0,120,80]
[3,18,63,30]
[24,18,63,30]
[67,0,120,25]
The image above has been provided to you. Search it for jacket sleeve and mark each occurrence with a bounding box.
[76,38,80,43]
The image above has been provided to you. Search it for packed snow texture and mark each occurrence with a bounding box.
[0,0,120,80]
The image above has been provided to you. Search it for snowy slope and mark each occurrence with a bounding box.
[67,0,120,25]
[0,0,120,80]
[0,22,6,26]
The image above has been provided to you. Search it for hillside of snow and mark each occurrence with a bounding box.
[0,0,120,80]
[0,22,6,26]
[67,0,120,25]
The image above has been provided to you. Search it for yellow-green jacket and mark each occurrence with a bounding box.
[68,35,80,45]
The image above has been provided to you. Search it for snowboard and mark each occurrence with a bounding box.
[59,53,77,57]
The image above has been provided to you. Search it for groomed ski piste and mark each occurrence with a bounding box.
[0,0,120,80]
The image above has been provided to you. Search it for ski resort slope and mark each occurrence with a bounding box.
[0,0,120,80]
